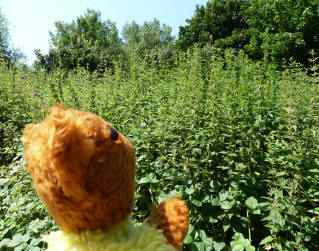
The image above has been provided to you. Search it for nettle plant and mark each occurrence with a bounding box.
[0,48,318,250]
[0,155,58,251]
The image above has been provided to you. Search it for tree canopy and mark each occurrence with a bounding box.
[34,9,123,72]
[177,0,319,66]
[0,9,23,65]
[27,1,319,71]
[122,19,174,60]
[176,0,248,50]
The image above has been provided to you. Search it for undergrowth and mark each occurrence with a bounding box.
[0,48,318,250]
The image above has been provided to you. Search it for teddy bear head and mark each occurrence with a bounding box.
[23,104,136,233]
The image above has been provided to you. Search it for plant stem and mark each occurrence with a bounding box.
[247,210,252,243]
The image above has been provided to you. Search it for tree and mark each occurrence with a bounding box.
[0,8,23,65]
[122,19,174,60]
[177,0,319,66]
[244,0,319,65]
[176,0,248,50]
[34,9,123,72]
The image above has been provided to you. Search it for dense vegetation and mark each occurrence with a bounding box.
[177,0,319,66]
[1,47,319,250]
[1,0,319,250]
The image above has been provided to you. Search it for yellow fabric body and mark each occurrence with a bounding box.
[43,217,176,251]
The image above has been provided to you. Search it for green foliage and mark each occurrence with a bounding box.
[0,8,24,65]
[122,19,174,52]
[244,0,319,65]
[1,47,319,250]
[230,233,255,251]
[0,9,10,60]
[0,62,36,165]
[122,19,175,66]
[0,155,58,250]
[34,9,123,72]
[177,0,248,50]
[309,49,319,83]
[177,0,319,66]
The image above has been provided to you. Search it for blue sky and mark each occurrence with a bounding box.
[0,0,207,64]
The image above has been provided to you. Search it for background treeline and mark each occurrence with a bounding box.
[33,9,175,73]
[1,0,318,71]
[0,1,319,251]
[177,0,319,67]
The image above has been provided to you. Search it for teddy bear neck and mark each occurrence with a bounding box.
[43,217,176,251]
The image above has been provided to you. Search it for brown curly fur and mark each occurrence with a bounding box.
[23,104,189,249]
[23,104,136,232]
[147,196,189,250]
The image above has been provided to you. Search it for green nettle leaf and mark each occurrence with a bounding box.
[258,202,270,211]
[208,216,218,224]
[245,196,258,210]
[245,246,256,251]
[220,200,234,210]
[213,241,226,251]
[138,173,158,184]
[185,185,195,195]
[230,240,245,251]
[216,165,230,170]
[189,242,206,251]
[259,235,273,245]
[29,247,41,251]
[231,233,256,251]
[211,198,220,206]
[139,177,151,184]
[188,224,195,235]
[308,169,319,174]
[184,234,193,244]
[232,233,245,241]
[0,239,10,248]
[14,243,29,251]
[191,198,203,207]
[7,233,24,247]
[209,180,219,191]
[223,224,230,233]
[197,229,206,239]
[30,238,42,247]
[219,191,229,201]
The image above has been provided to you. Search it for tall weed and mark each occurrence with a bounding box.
[0,48,318,250]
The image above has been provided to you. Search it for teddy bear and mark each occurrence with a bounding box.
[22,104,189,250]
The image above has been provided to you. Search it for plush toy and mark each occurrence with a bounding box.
[22,104,189,251]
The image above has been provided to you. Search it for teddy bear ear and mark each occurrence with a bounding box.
[147,196,189,250]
